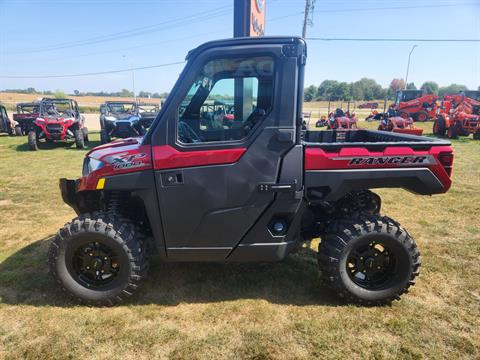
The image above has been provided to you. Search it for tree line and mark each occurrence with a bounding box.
[304,79,478,102]
[0,88,169,99]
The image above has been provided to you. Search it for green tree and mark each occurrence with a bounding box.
[420,81,439,94]
[316,80,340,100]
[54,90,67,99]
[406,82,417,90]
[304,85,317,102]
[353,78,384,100]
[438,84,468,97]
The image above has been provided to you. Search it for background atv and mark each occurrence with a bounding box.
[99,101,149,144]
[0,104,14,135]
[138,102,160,129]
[28,98,88,151]
[13,102,40,136]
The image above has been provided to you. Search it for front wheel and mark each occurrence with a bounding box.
[48,212,149,305]
[82,127,89,142]
[74,129,85,149]
[433,117,446,136]
[14,126,22,136]
[318,216,420,305]
[27,130,38,151]
[100,129,111,144]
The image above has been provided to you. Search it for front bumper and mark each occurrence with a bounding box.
[59,178,80,214]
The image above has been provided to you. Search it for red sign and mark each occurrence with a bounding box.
[250,0,266,37]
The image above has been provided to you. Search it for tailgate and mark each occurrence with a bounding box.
[303,134,453,201]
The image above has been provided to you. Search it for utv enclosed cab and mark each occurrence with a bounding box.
[51,37,453,306]
[100,101,150,143]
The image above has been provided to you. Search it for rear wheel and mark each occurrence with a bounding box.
[455,121,467,136]
[100,129,111,144]
[318,216,420,305]
[399,111,409,119]
[74,129,85,149]
[14,126,22,136]
[433,117,446,136]
[82,127,89,142]
[27,130,38,151]
[447,124,458,139]
[48,212,149,305]
[473,130,480,140]
[414,111,428,122]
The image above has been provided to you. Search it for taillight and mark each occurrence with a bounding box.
[438,152,454,177]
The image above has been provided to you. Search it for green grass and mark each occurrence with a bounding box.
[0,125,479,359]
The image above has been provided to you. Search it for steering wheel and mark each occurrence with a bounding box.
[178,121,202,143]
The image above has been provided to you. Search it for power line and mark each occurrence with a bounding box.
[306,37,480,42]
[312,2,478,13]
[3,6,231,55]
[0,61,186,79]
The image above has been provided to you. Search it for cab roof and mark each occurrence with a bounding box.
[186,36,304,60]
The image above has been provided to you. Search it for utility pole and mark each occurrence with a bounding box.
[404,45,418,90]
[302,0,316,38]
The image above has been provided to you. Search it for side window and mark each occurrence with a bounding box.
[177,56,274,144]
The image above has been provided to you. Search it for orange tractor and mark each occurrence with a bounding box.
[433,91,480,139]
[393,90,438,122]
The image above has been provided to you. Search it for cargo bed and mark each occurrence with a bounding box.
[303,129,450,150]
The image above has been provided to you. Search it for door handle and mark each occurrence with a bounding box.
[162,171,183,186]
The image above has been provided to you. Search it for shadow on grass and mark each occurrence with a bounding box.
[0,237,341,307]
[15,139,102,152]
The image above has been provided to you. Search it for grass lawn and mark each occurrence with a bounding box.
[0,122,479,359]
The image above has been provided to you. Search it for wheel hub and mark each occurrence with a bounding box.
[71,241,120,288]
[347,241,395,289]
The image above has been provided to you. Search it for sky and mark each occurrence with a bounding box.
[0,0,479,94]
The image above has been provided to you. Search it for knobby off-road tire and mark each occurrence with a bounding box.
[74,129,85,149]
[447,125,458,139]
[82,127,89,142]
[433,117,446,136]
[48,212,149,306]
[100,129,110,144]
[27,130,38,151]
[14,126,22,136]
[318,215,420,305]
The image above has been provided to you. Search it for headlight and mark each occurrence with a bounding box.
[82,157,104,176]
[105,116,117,121]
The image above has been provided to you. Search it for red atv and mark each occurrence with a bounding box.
[394,90,437,122]
[13,102,40,136]
[28,98,88,150]
[327,108,358,129]
[378,116,423,136]
[433,91,480,139]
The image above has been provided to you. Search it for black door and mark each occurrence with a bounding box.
[151,38,305,260]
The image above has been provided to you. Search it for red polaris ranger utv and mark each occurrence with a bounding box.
[28,98,88,150]
[51,37,453,306]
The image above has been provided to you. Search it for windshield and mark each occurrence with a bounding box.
[40,100,74,117]
[107,102,136,114]
[138,104,159,113]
